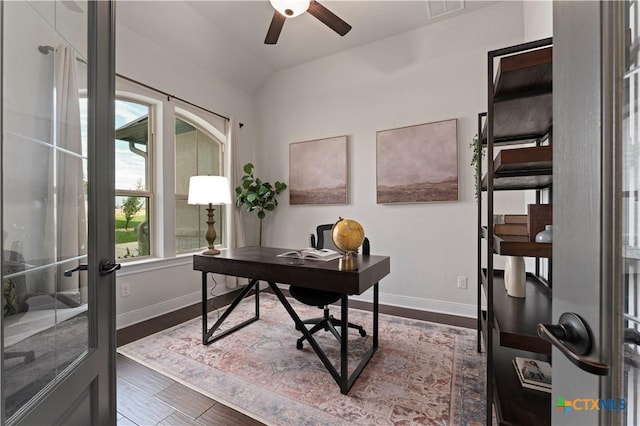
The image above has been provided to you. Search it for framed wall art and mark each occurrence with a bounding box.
[376,119,458,204]
[289,135,348,205]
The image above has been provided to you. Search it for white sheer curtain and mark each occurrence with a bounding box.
[55,44,87,294]
[226,117,246,289]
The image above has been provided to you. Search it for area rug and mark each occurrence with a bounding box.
[118,293,485,425]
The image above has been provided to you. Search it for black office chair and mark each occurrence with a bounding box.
[289,224,369,350]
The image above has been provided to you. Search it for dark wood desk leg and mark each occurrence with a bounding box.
[373,282,379,349]
[202,272,208,345]
[268,282,342,385]
[255,281,260,318]
[203,278,260,345]
[340,294,349,394]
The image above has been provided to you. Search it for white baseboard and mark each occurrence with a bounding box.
[116,291,199,329]
[350,291,477,319]
[116,287,235,330]
[276,284,477,319]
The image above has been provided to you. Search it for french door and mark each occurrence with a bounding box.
[551,2,638,425]
[1,1,116,424]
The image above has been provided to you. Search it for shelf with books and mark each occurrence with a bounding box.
[476,36,553,426]
[512,356,551,393]
[492,343,551,426]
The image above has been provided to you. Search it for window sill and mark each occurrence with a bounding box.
[116,252,197,276]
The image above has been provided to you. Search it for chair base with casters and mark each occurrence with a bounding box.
[289,286,366,350]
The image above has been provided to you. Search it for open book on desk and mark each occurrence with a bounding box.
[277,248,342,261]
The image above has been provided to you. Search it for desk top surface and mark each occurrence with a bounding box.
[193,246,390,295]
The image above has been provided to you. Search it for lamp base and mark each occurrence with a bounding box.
[202,203,220,256]
[202,247,221,256]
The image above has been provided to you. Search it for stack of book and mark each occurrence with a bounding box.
[512,357,551,393]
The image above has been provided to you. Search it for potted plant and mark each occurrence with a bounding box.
[235,163,287,246]
[470,134,485,200]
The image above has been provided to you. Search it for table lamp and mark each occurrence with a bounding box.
[188,176,231,255]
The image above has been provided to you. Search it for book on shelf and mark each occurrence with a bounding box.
[512,357,552,393]
[277,248,342,261]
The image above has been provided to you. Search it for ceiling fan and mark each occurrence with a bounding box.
[265,0,352,45]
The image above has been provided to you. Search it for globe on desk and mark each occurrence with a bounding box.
[331,217,365,271]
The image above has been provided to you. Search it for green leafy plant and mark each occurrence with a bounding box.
[470,134,485,200]
[235,163,287,246]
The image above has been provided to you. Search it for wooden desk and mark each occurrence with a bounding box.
[193,246,391,394]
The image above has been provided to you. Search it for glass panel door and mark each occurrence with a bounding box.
[2,1,116,424]
[2,1,89,418]
[623,1,640,423]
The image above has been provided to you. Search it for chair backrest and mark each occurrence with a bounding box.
[312,224,370,255]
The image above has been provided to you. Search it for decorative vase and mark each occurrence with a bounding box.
[535,225,553,243]
[505,255,526,298]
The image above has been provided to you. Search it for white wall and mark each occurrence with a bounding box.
[524,1,553,42]
[254,2,529,317]
[114,22,258,328]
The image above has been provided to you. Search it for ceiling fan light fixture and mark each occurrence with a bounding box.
[270,0,310,18]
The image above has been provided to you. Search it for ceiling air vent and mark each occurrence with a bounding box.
[427,0,464,19]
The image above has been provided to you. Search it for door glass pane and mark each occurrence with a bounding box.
[623,2,640,424]
[2,0,89,419]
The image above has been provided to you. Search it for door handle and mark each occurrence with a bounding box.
[64,261,121,277]
[99,259,121,276]
[63,264,88,277]
[537,312,609,376]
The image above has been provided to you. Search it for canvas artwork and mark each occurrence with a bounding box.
[289,136,348,205]
[376,119,458,203]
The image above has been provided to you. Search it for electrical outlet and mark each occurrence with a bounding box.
[457,276,468,289]
[121,282,131,297]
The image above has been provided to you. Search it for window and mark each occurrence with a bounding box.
[114,100,153,259]
[80,97,153,260]
[81,79,230,262]
[174,113,225,253]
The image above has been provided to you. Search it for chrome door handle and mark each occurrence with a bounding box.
[63,263,88,277]
[99,259,121,276]
[537,312,609,376]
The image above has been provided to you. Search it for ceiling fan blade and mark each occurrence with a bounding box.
[307,0,352,37]
[265,11,286,44]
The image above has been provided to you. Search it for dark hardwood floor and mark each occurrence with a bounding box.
[117,353,264,426]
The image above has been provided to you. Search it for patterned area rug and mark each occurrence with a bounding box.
[118,293,485,425]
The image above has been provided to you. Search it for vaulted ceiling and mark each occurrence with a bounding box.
[116,1,497,92]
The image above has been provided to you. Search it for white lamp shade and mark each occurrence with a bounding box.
[188,176,232,205]
[270,0,310,18]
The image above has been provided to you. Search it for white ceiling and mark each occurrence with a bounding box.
[116,1,497,92]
